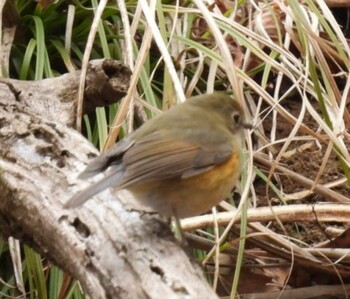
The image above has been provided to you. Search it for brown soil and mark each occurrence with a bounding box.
[254,97,350,245]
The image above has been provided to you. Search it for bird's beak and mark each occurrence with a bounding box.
[242,122,253,129]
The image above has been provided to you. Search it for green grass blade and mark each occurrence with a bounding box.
[50,39,76,72]
[24,245,47,299]
[32,15,46,80]
[48,266,62,299]
[20,39,37,80]
[96,107,108,151]
[91,0,111,58]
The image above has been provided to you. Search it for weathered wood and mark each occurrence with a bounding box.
[0,58,131,127]
[0,59,218,299]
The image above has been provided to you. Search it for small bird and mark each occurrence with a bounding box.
[64,93,251,218]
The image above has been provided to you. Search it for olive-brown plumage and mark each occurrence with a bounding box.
[64,93,250,218]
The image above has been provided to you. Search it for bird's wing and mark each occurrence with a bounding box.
[120,131,233,187]
[63,137,136,208]
[78,136,135,179]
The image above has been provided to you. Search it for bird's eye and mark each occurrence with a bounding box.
[232,111,241,126]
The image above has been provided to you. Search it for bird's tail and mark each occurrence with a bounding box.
[64,166,124,208]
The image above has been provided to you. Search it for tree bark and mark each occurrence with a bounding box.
[0,59,218,299]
